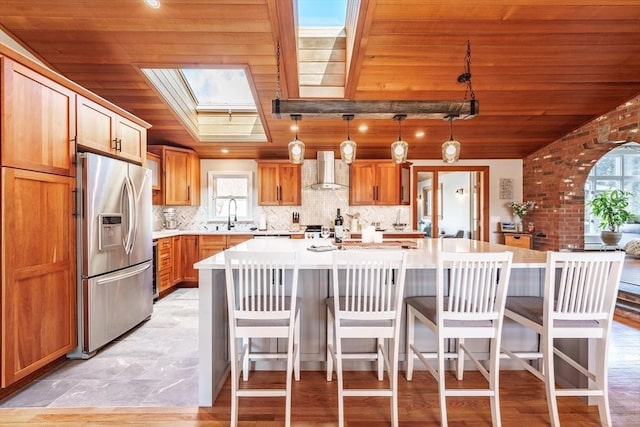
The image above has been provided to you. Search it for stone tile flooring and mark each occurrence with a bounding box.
[0,288,199,408]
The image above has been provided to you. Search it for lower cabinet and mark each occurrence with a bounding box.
[182,235,199,282]
[504,233,533,249]
[1,167,76,388]
[155,234,254,295]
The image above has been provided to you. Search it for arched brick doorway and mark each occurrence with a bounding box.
[523,95,640,251]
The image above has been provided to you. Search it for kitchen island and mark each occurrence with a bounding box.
[195,237,548,406]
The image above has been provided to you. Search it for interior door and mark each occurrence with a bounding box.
[413,166,489,241]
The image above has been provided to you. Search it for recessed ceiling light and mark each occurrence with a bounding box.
[221,148,229,154]
[415,130,425,138]
[144,0,160,9]
[358,124,368,132]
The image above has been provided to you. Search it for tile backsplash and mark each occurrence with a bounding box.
[152,159,411,232]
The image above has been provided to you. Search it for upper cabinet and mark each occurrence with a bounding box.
[77,95,146,164]
[258,161,301,206]
[148,145,200,206]
[350,161,409,206]
[0,57,76,177]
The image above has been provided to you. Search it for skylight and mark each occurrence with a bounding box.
[181,68,256,111]
[298,0,347,27]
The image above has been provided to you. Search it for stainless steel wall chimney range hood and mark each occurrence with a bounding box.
[309,151,346,190]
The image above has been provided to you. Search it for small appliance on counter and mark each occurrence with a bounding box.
[163,208,178,230]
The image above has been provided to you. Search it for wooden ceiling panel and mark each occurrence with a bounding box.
[1,0,639,160]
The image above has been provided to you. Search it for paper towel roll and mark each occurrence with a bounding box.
[259,214,267,230]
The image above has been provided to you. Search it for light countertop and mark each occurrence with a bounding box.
[152,229,426,240]
[194,238,547,270]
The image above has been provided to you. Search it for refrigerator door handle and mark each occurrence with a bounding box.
[95,262,151,286]
[122,176,136,254]
[128,175,139,253]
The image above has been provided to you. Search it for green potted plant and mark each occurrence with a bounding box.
[587,188,634,246]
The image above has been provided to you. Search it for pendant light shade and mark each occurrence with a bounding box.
[442,115,461,163]
[339,114,357,164]
[288,114,305,164]
[391,114,408,164]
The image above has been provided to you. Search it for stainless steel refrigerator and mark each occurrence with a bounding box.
[69,152,153,358]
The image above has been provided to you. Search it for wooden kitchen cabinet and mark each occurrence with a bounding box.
[76,95,146,164]
[182,235,200,282]
[156,237,173,293]
[350,161,403,205]
[1,57,76,177]
[258,161,301,206]
[400,163,411,205]
[199,235,228,260]
[226,234,253,249]
[171,235,182,285]
[148,145,200,206]
[1,167,76,387]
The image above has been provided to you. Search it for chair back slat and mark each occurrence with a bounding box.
[548,252,625,321]
[332,251,407,321]
[225,251,298,321]
[440,252,513,321]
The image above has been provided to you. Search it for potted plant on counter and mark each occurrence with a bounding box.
[587,188,634,246]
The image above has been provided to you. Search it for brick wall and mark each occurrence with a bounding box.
[523,95,640,251]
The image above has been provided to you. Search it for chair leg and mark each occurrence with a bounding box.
[489,336,502,427]
[242,337,250,381]
[595,336,612,426]
[285,328,295,427]
[230,336,239,427]
[438,338,448,427]
[294,311,301,381]
[391,336,400,427]
[405,307,415,381]
[377,337,384,381]
[326,306,334,381]
[542,334,561,427]
[456,337,465,381]
[335,332,345,427]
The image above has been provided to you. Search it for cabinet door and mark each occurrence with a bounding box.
[278,164,301,206]
[1,167,76,387]
[258,163,280,205]
[199,235,227,260]
[1,58,76,177]
[187,151,200,206]
[77,95,117,156]
[116,116,146,164]
[171,235,182,285]
[226,234,253,249]
[164,149,190,205]
[182,235,200,282]
[146,152,161,192]
[349,163,376,205]
[376,163,401,205]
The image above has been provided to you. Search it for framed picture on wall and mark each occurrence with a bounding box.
[499,178,513,200]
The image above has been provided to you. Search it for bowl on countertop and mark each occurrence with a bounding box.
[392,223,407,231]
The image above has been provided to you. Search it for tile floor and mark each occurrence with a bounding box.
[0,288,199,408]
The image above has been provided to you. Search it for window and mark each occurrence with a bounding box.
[584,143,640,234]
[208,171,252,221]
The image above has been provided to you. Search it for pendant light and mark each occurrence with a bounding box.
[339,114,357,164]
[442,115,461,163]
[288,114,305,164]
[390,114,408,164]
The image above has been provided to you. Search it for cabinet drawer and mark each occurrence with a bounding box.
[158,252,171,270]
[158,238,172,250]
[158,268,173,292]
[504,234,532,249]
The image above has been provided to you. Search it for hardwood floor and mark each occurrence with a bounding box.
[1,318,637,426]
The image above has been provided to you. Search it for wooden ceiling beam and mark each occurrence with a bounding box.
[271,99,479,120]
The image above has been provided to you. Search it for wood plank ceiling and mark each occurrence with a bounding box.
[1,0,639,161]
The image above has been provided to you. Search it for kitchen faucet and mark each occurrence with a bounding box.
[228,198,238,230]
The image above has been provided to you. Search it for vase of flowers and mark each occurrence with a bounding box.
[508,201,535,232]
